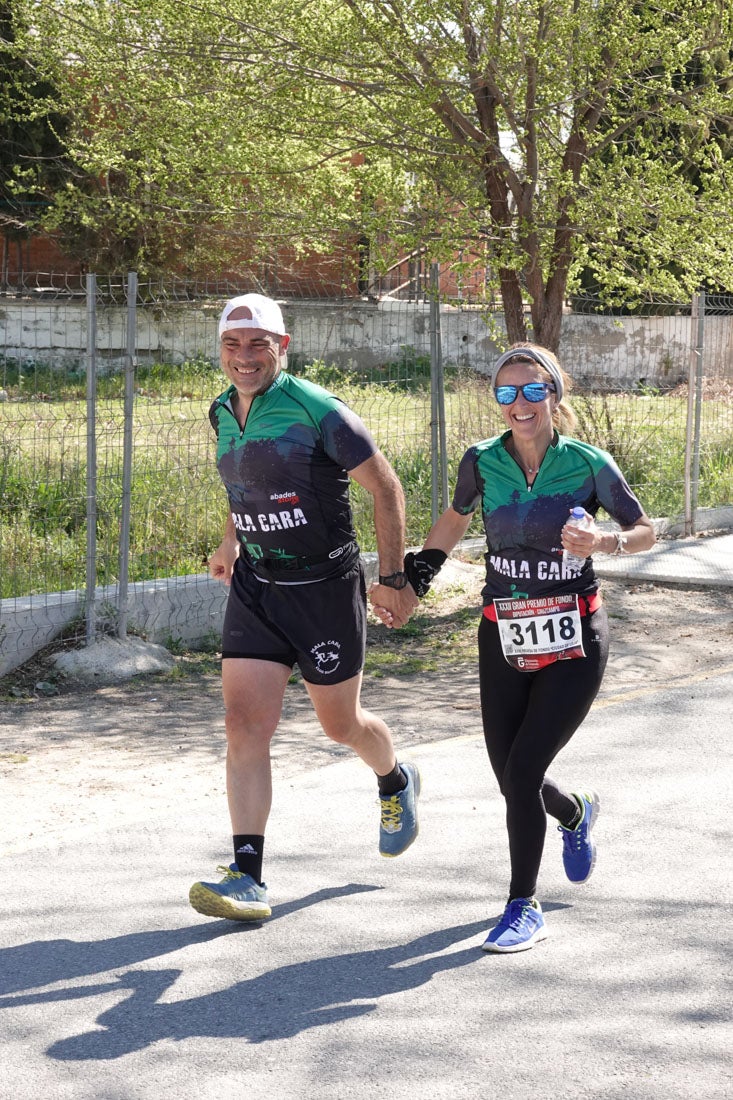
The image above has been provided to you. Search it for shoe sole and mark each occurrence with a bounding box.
[379,764,421,858]
[567,789,600,884]
[188,883,272,921]
[481,925,550,953]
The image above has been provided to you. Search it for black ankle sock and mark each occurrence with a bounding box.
[563,796,583,831]
[377,762,407,797]
[233,834,265,883]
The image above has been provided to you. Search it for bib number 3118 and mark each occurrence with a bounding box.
[494,594,585,671]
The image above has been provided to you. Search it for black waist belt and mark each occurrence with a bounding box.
[243,542,356,575]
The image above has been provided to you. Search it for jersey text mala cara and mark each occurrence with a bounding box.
[209,371,377,567]
[452,430,644,602]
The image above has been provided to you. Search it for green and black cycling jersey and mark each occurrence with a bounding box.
[452,430,644,603]
[209,371,377,572]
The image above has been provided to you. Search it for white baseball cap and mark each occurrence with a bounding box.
[218,293,286,338]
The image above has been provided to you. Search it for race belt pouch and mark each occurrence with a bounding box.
[242,541,358,584]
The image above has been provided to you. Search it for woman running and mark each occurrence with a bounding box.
[378,343,655,952]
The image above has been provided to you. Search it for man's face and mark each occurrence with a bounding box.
[220,326,290,400]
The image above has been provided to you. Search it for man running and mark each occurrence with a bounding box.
[189,293,420,921]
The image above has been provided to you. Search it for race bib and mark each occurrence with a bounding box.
[493,595,585,671]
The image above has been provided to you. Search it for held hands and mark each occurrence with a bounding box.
[368,549,447,629]
[369,581,419,629]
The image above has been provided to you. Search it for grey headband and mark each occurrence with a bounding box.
[493,347,564,402]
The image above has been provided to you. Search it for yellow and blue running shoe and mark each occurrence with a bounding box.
[379,762,421,857]
[189,865,271,921]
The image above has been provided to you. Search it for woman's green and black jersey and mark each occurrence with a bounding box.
[209,371,377,575]
[452,430,645,604]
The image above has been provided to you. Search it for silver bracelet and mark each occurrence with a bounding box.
[612,531,628,555]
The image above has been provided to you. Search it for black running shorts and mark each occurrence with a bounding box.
[221,557,367,685]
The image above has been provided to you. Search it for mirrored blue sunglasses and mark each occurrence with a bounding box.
[494,382,556,405]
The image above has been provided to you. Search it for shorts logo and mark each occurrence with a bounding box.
[311,639,342,676]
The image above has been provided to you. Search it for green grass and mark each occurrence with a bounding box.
[1,357,731,599]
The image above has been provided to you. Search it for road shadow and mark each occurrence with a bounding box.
[0,883,380,995]
[1,912,487,1060]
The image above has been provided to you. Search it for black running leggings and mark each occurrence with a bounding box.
[478,606,609,900]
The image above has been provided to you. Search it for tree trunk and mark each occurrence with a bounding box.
[530,128,595,353]
[531,299,564,353]
[498,268,527,345]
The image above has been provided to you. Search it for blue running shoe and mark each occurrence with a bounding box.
[482,897,548,953]
[559,790,600,883]
[379,762,421,857]
[189,865,271,921]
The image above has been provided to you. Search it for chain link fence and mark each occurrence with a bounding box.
[1,272,732,677]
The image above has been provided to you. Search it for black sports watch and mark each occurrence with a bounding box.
[378,571,409,589]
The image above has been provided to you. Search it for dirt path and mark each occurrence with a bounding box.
[2,572,732,856]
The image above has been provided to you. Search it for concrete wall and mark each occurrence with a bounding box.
[0,556,382,679]
[3,298,732,383]
[0,574,229,679]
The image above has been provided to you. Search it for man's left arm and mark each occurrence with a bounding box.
[348,451,419,628]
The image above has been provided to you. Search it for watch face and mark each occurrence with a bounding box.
[381,572,407,589]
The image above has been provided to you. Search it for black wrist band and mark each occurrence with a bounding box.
[378,571,409,589]
[403,549,447,597]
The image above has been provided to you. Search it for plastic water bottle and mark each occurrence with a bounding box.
[563,506,591,570]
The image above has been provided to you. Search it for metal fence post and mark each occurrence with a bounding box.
[691,290,705,533]
[85,274,98,645]
[429,264,448,522]
[684,291,705,535]
[117,271,137,638]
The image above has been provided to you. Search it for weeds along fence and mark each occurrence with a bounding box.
[1,271,732,675]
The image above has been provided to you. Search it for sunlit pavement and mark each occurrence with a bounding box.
[1,533,731,1099]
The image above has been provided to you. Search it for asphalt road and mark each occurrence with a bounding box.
[1,657,731,1100]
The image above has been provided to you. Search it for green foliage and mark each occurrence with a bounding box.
[289,349,444,393]
[5,0,731,340]
[0,356,219,401]
[0,1,71,243]
[1,365,731,599]
[9,0,372,274]
[289,359,356,389]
